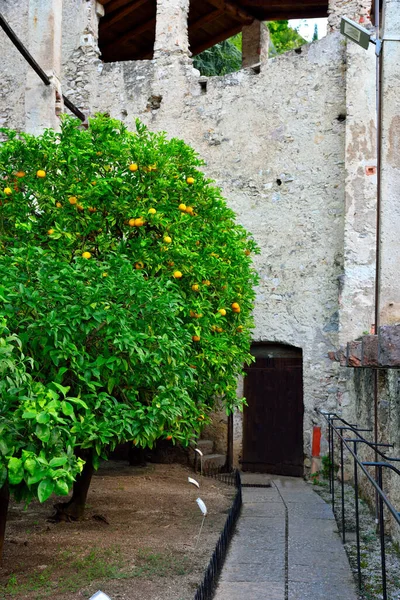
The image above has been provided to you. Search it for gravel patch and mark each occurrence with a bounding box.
[313,480,400,600]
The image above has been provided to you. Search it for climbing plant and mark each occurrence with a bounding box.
[0,115,258,524]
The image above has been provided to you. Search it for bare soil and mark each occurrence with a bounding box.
[0,462,234,600]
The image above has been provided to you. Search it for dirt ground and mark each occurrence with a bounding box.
[0,462,234,600]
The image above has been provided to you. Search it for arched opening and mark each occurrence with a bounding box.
[242,342,304,476]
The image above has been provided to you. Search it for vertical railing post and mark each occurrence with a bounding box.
[331,420,335,515]
[377,465,387,600]
[340,437,346,543]
[328,416,332,493]
[353,441,362,591]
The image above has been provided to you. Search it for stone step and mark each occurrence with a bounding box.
[201,453,227,473]
[196,439,214,455]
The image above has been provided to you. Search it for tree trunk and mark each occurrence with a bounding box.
[128,443,146,466]
[0,481,10,563]
[53,450,94,521]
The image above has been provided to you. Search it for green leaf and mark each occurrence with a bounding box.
[35,423,51,443]
[27,468,48,485]
[54,479,70,496]
[0,439,9,456]
[61,401,74,417]
[49,456,67,468]
[52,382,71,396]
[8,457,24,485]
[37,479,55,503]
[24,458,37,475]
[36,412,50,424]
[107,378,116,394]
[22,411,37,419]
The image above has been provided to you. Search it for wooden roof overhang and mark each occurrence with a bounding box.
[98,0,329,63]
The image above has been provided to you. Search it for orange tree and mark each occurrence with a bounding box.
[0,115,258,521]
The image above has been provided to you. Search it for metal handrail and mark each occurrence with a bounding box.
[319,411,400,600]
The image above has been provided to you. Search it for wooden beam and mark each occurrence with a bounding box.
[207,0,256,23]
[102,16,155,50]
[98,0,130,8]
[102,0,149,27]
[189,8,224,31]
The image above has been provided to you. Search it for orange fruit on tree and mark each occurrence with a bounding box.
[178,203,186,212]
[82,251,91,259]
[36,170,46,178]
[15,171,25,178]
[148,208,156,215]
[186,176,195,185]
[134,217,145,227]
[237,326,244,332]
[231,302,240,310]
[88,206,97,213]
[173,270,183,279]
[3,187,12,196]
[47,229,54,235]
[77,204,84,211]
[190,310,196,318]
[164,235,172,244]
[192,335,201,342]
[128,218,136,227]
[218,308,226,316]
[191,284,199,292]
[185,206,194,215]
[129,163,138,172]
[216,327,223,333]
[203,280,211,286]
[166,435,173,441]
[135,261,144,270]
[68,196,78,205]
[56,202,62,208]
[102,272,108,277]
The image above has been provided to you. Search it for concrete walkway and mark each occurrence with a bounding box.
[214,475,359,600]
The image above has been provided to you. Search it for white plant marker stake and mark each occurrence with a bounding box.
[188,476,200,488]
[89,592,112,600]
[195,448,203,477]
[194,497,207,550]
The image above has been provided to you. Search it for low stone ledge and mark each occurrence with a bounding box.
[362,335,379,367]
[347,341,362,367]
[378,324,400,367]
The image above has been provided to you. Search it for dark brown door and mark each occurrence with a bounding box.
[242,348,304,476]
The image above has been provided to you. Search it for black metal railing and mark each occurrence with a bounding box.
[320,411,400,600]
[193,469,242,600]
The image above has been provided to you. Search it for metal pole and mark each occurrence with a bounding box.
[331,421,335,515]
[340,437,346,543]
[353,441,362,591]
[377,466,387,600]
[328,417,332,493]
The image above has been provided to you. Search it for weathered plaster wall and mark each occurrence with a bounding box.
[0,0,29,133]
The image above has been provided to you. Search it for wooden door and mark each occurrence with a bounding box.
[242,348,304,476]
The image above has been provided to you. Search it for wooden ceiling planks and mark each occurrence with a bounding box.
[98,0,329,62]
